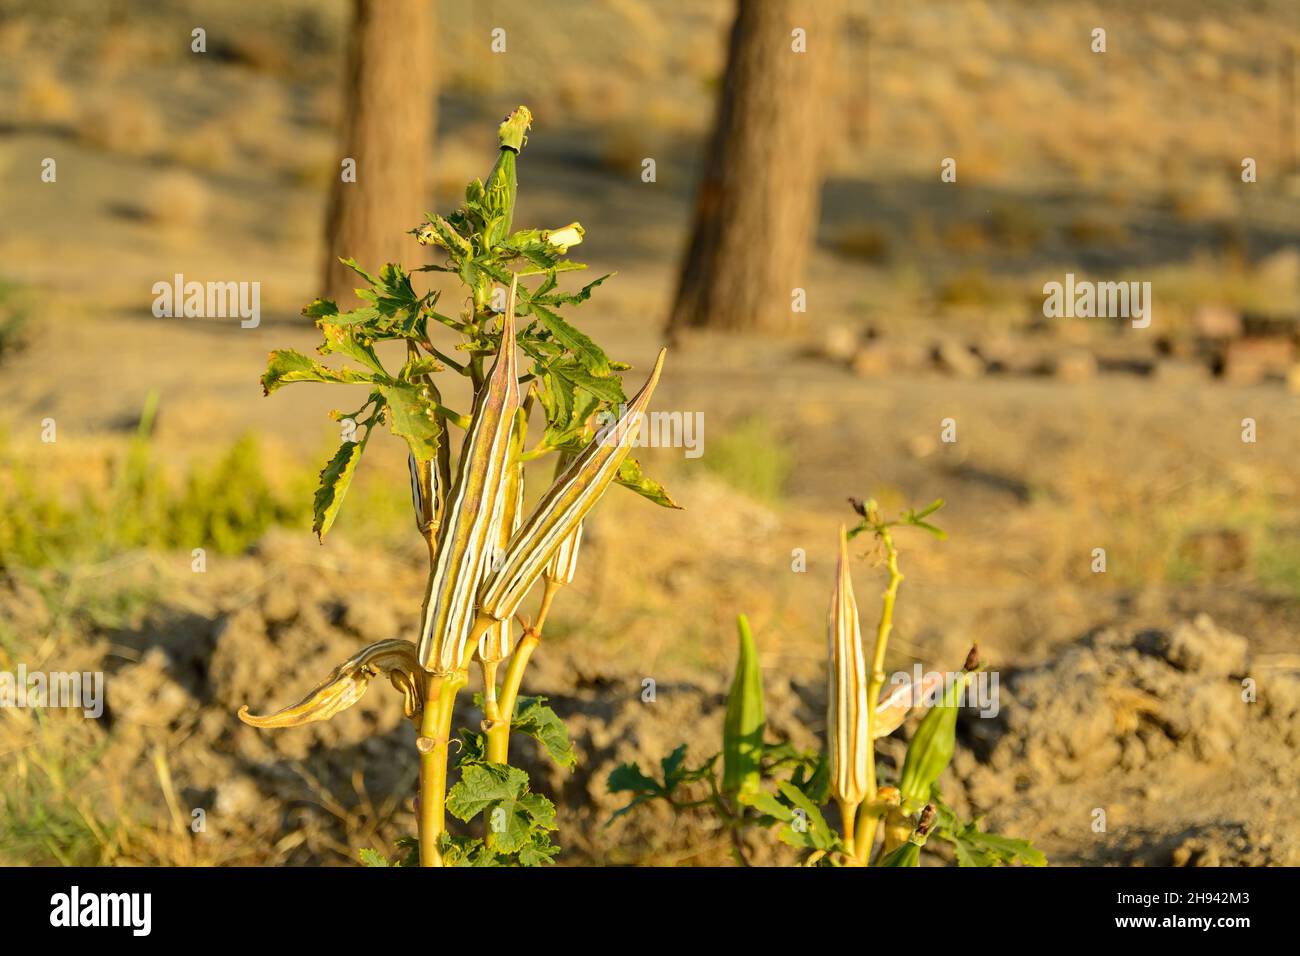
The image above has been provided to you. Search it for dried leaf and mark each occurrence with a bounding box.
[238,639,423,729]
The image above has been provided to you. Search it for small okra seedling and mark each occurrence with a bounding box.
[610,498,1046,867]
[240,106,681,867]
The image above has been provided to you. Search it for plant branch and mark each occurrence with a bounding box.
[857,526,903,864]
[485,580,562,763]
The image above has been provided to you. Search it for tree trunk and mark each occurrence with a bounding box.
[322,0,436,304]
[667,0,840,335]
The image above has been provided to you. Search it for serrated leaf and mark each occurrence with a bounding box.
[534,272,611,308]
[607,762,661,796]
[660,743,689,790]
[378,382,441,462]
[338,257,379,286]
[260,349,376,395]
[529,302,611,376]
[490,791,556,854]
[358,848,391,867]
[313,436,365,541]
[738,788,792,822]
[550,362,626,405]
[616,458,682,509]
[511,696,577,770]
[318,322,386,375]
[956,827,1048,867]
[448,763,556,855]
[518,835,560,866]
[775,780,837,851]
[303,298,339,319]
[446,763,528,821]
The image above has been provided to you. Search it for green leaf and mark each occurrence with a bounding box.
[518,831,561,866]
[318,322,386,376]
[738,788,792,822]
[338,256,379,286]
[616,458,682,509]
[317,305,381,327]
[660,743,689,790]
[878,842,921,867]
[550,362,626,405]
[358,848,391,867]
[378,382,441,462]
[953,827,1047,867]
[529,302,611,376]
[446,763,528,821]
[534,272,612,308]
[914,498,945,519]
[303,298,340,319]
[312,434,366,541]
[260,349,376,395]
[448,763,557,855]
[775,780,837,851]
[606,762,663,821]
[606,762,661,796]
[490,791,557,854]
[511,696,577,770]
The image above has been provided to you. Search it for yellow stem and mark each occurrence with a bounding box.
[486,580,560,763]
[860,527,903,864]
[416,670,469,867]
[837,798,860,860]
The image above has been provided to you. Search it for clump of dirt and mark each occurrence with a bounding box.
[954,615,1299,865]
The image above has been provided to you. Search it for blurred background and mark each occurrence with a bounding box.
[1,0,1298,866]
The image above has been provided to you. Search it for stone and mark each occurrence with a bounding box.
[1193,304,1242,340]
[1050,348,1097,383]
[931,337,983,378]
[1221,336,1295,384]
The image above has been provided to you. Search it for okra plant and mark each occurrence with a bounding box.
[239,106,680,866]
[610,499,1046,867]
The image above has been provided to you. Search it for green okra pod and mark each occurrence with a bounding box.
[722,614,766,801]
[897,647,980,807]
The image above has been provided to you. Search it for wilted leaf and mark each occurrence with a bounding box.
[238,639,423,728]
[261,349,376,395]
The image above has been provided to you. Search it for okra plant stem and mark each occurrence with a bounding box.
[485,579,562,763]
[837,798,860,858]
[416,673,449,866]
[857,527,903,864]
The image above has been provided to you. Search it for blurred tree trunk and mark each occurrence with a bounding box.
[667,0,841,335]
[322,0,436,303]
